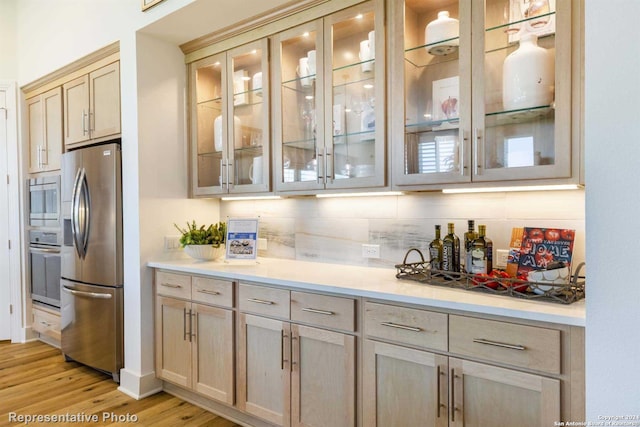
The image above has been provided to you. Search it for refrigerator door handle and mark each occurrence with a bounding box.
[62,285,113,299]
[79,168,91,257]
[71,168,84,259]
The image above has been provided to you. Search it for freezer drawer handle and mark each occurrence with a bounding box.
[62,286,113,299]
[472,338,526,351]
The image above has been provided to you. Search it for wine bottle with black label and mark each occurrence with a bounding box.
[470,224,493,274]
[463,220,477,273]
[429,225,443,269]
[442,222,460,273]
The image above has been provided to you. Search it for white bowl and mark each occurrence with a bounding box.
[184,244,225,261]
[528,266,570,295]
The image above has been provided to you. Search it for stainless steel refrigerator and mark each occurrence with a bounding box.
[60,141,123,382]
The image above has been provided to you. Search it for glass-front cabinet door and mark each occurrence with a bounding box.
[326,1,385,189]
[392,0,471,187]
[191,53,226,196]
[190,40,269,196]
[473,0,570,182]
[274,0,385,193]
[392,0,573,188]
[273,21,324,192]
[228,39,270,193]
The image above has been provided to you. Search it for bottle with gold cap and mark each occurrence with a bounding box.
[442,222,460,273]
[470,224,493,274]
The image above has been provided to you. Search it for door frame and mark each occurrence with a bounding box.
[0,81,25,342]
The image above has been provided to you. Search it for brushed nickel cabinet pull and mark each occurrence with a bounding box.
[451,368,457,422]
[183,308,188,341]
[161,283,182,289]
[190,311,196,341]
[436,366,442,418]
[301,307,334,316]
[247,298,274,305]
[281,329,288,370]
[473,338,526,351]
[380,322,422,332]
[197,289,220,295]
[291,335,298,366]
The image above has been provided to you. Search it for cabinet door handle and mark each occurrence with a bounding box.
[190,311,196,341]
[301,307,334,316]
[197,289,220,296]
[40,321,51,327]
[220,159,226,188]
[88,111,94,132]
[451,368,457,422]
[316,147,324,182]
[436,365,442,418]
[473,127,483,176]
[281,329,288,370]
[380,322,422,332]
[36,145,41,168]
[472,338,526,351]
[247,297,274,305]
[291,334,298,366]
[82,110,88,135]
[183,308,189,341]
[461,130,468,175]
[161,283,182,289]
[324,149,333,182]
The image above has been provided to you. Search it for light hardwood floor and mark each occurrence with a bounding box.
[0,340,241,426]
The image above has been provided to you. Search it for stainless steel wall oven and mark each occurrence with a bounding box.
[29,230,62,308]
[28,175,61,228]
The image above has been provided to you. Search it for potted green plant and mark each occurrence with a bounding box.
[174,221,227,261]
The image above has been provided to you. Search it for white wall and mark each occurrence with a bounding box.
[585,0,640,418]
[0,1,17,79]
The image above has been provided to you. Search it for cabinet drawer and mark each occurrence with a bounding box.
[32,307,61,341]
[364,302,448,351]
[291,291,356,332]
[449,315,561,374]
[239,283,290,319]
[156,271,192,299]
[192,276,233,308]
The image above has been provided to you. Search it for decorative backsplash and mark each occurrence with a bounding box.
[220,190,586,270]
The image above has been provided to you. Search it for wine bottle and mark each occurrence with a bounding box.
[463,220,477,273]
[442,222,460,273]
[470,224,493,274]
[429,225,443,269]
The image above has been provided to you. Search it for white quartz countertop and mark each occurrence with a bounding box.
[147,257,586,327]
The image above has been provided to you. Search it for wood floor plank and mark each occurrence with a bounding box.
[0,341,242,427]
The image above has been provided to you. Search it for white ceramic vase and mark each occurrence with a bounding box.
[425,11,459,55]
[502,33,555,111]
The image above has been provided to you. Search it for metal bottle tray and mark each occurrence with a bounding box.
[395,248,585,305]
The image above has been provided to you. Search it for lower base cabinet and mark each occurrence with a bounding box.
[155,273,234,405]
[364,340,560,426]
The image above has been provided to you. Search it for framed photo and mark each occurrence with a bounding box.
[226,218,259,260]
[432,76,459,122]
[508,0,557,44]
[141,0,165,11]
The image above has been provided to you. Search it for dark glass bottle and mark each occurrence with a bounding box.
[463,220,477,273]
[429,225,443,269]
[442,223,460,273]
[470,224,493,274]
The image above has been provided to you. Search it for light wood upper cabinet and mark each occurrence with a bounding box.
[63,61,121,149]
[272,0,386,193]
[27,87,63,173]
[391,0,579,189]
[189,40,270,196]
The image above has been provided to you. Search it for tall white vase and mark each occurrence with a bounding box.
[502,33,555,111]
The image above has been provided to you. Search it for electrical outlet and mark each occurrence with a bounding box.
[496,249,509,269]
[258,238,268,250]
[164,236,181,251]
[362,244,380,259]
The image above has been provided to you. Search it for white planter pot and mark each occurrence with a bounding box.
[184,244,226,261]
[502,33,555,111]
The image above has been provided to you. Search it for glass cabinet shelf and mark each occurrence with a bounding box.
[333,130,375,144]
[486,11,556,33]
[405,119,459,134]
[198,151,223,158]
[485,105,553,127]
[198,97,222,106]
[283,138,315,150]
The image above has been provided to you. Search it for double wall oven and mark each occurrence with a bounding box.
[28,175,62,308]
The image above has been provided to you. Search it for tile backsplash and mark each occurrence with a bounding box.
[220,190,585,270]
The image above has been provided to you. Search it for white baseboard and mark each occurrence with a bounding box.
[117,368,163,400]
